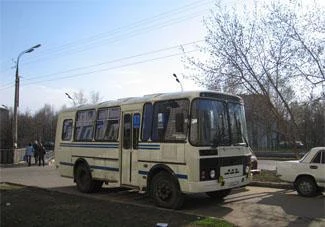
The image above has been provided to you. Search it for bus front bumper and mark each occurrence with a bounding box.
[185,175,251,193]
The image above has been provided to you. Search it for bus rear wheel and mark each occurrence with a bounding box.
[151,172,183,209]
[75,163,102,193]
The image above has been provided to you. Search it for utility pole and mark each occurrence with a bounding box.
[13,44,41,154]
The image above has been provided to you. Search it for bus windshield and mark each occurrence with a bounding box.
[190,99,248,147]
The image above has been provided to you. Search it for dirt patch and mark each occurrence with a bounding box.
[0,183,233,227]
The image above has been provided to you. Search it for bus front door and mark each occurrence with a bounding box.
[121,112,140,186]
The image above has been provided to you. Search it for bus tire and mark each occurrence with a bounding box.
[151,171,184,209]
[206,189,231,200]
[75,163,95,193]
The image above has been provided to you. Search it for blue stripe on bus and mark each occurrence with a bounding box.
[60,143,159,150]
[138,170,188,180]
[138,144,160,150]
[138,170,148,176]
[60,161,74,166]
[176,174,188,179]
[90,165,119,172]
[59,162,119,172]
[60,143,118,148]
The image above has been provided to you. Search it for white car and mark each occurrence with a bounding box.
[276,147,325,197]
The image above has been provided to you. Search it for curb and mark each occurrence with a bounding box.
[249,181,293,190]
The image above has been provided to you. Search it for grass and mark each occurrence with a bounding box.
[252,170,284,183]
[1,183,234,227]
[0,183,24,190]
[189,217,234,227]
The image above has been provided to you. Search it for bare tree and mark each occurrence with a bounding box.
[90,91,102,104]
[186,0,324,144]
[73,90,88,106]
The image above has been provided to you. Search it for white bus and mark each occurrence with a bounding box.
[55,90,253,209]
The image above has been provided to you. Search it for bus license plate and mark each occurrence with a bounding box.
[227,180,240,187]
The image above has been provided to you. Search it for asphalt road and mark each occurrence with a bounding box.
[1,164,324,227]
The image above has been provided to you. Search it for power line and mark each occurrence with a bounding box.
[25,0,210,57]
[2,0,210,70]
[0,40,202,90]
[20,48,200,87]
[21,9,208,66]
[24,40,203,82]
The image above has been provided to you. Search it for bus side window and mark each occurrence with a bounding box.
[123,114,132,149]
[95,107,120,141]
[142,103,153,141]
[62,119,73,141]
[75,109,96,141]
[175,113,184,133]
[152,99,189,142]
[133,113,140,149]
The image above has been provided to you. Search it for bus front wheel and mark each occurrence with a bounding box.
[151,171,184,209]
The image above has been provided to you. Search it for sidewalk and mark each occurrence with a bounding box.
[0,162,293,191]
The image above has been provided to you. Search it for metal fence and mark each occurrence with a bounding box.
[0,148,54,164]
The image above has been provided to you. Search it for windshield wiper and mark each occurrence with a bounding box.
[211,131,230,147]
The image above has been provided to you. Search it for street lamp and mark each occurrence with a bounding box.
[65,92,76,106]
[13,44,41,151]
[173,73,183,92]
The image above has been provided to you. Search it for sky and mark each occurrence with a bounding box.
[1,0,323,114]
[0,0,217,113]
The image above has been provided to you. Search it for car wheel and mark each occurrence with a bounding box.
[151,172,184,209]
[206,189,232,200]
[295,176,318,197]
[75,163,95,193]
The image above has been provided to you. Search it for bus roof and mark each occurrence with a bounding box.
[61,90,242,112]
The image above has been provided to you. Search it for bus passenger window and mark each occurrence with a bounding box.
[152,99,189,142]
[75,109,96,141]
[133,113,140,149]
[142,103,153,141]
[62,119,73,141]
[123,114,132,149]
[95,107,120,141]
[175,113,184,133]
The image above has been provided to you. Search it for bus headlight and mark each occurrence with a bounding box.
[210,169,216,179]
[245,166,250,174]
[201,170,206,180]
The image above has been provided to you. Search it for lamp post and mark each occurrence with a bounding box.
[13,44,41,152]
[173,73,183,92]
[65,93,76,106]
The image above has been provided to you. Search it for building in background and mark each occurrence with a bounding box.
[242,94,285,151]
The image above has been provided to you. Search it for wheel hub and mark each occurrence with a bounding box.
[157,182,172,200]
[299,181,312,194]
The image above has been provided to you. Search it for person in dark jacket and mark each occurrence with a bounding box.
[38,143,46,167]
[32,140,39,165]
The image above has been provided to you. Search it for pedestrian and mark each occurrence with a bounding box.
[33,140,39,165]
[38,143,46,167]
[25,143,34,166]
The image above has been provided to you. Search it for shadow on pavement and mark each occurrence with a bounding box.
[257,189,325,226]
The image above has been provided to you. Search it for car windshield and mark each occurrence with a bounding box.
[299,152,310,162]
[190,99,248,147]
